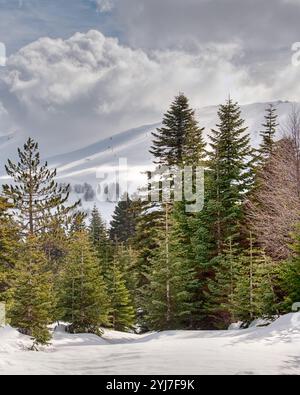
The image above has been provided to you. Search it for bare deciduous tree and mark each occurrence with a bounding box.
[246,137,300,261]
[282,104,300,197]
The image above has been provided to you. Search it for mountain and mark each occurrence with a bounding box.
[0,100,296,220]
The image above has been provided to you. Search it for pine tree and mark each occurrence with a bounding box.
[143,204,195,330]
[208,98,254,253]
[142,94,207,329]
[259,104,278,160]
[208,233,280,327]
[3,138,79,236]
[89,205,112,273]
[195,99,255,327]
[150,93,205,166]
[0,198,18,302]
[107,257,136,332]
[253,252,280,318]
[60,231,110,335]
[206,238,240,328]
[232,234,279,323]
[112,243,139,305]
[110,195,140,245]
[70,211,87,234]
[279,224,300,310]
[133,199,165,312]
[9,237,55,346]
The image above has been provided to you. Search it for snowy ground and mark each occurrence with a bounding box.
[0,313,300,375]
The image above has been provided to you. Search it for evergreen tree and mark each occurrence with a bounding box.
[141,94,207,329]
[107,257,136,331]
[143,204,195,330]
[232,234,279,323]
[259,104,278,160]
[150,93,205,166]
[89,205,112,273]
[252,251,280,318]
[206,238,240,328]
[110,195,140,245]
[133,199,165,311]
[60,231,110,335]
[208,233,280,328]
[9,237,55,346]
[3,138,79,236]
[42,218,69,271]
[194,99,255,327]
[113,243,139,305]
[0,198,18,301]
[207,98,254,254]
[279,224,300,310]
[69,211,87,234]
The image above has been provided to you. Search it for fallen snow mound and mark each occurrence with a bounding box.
[0,326,32,353]
[0,313,299,375]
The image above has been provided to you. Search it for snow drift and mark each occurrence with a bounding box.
[0,313,299,375]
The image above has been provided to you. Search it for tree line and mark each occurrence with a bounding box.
[1,95,300,345]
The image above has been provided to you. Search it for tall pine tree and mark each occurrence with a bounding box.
[110,195,140,245]
[259,104,278,160]
[150,93,205,166]
[195,98,255,328]
[208,98,254,254]
[89,205,112,273]
[60,231,110,335]
[107,257,136,332]
[9,236,55,346]
[3,138,79,236]
[0,198,18,302]
[143,205,195,330]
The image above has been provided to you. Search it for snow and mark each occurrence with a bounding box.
[249,317,277,328]
[228,322,244,330]
[0,313,300,375]
[0,100,297,222]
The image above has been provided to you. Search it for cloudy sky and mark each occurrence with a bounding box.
[0,0,300,156]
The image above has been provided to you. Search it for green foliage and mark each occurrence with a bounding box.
[3,138,79,236]
[208,99,255,251]
[107,257,136,331]
[150,93,205,166]
[110,195,141,245]
[9,237,55,346]
[0,95,296,340]
[259,104,278,161]
[0,198,19,302]
[279,225,300,310]
[192,99,256,328]
[60,231,110,335]
[143,204,196,330]
[232,237,279,323]
[207,235,280,328]
[206,238,241,328]
[89,205,112,273]
[113,244,139,305]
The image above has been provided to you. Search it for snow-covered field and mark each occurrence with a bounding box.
[0,313,299,375]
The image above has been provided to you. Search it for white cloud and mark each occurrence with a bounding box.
[0,29,299,159]
[0,30,259,155]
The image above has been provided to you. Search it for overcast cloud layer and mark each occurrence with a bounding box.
[0,0,300,157]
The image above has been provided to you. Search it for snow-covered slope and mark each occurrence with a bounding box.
[0,313,299,375]
[49,100,294,181]
[0,100,296,221]
[53,100,296,220]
